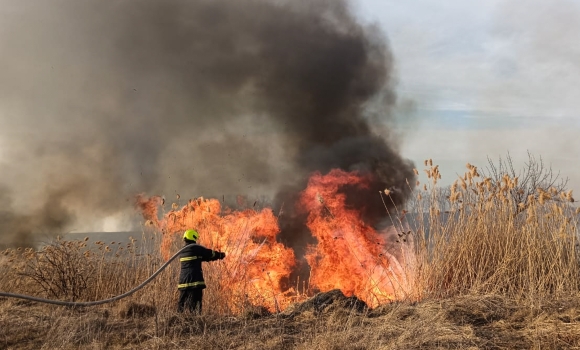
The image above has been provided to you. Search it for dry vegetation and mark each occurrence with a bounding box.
[1,158,580,349]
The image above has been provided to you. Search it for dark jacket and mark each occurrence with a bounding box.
[178,242,225,290]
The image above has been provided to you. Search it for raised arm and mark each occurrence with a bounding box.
[199,246,226,262]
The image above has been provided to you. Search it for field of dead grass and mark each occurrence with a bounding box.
[1,159,579,349]
[4,291,580,349]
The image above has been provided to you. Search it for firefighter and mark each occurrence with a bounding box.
[177,229,225,314]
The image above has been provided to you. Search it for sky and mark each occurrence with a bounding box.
[355,0,580,191]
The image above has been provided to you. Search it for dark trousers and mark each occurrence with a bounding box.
[178,288,203,314]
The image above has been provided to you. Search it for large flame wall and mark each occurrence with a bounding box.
[137,170,415,311]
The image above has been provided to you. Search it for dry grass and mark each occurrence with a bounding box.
[412,162,580,301]
[4,291,580,349]
[1,159,579,349]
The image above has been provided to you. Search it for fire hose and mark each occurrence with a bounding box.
[0,244,190,307]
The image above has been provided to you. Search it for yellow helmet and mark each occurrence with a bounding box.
[183,229,199,242]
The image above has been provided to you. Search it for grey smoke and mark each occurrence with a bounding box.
[0,0,415,247]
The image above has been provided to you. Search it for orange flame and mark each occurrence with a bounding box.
[136,169,417,311]
[299,169,415,307]
[138,195,296,312]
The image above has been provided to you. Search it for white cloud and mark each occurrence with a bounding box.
[357,0,580,118]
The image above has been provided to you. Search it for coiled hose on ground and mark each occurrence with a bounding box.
[0,244,189,307]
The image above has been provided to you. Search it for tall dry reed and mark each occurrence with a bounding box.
[411,161,579,300]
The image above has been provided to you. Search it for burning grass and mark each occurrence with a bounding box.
[1,159,579,348]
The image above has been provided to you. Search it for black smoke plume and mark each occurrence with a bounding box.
[0,0,415,247]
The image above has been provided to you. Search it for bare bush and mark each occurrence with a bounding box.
[484,151,572,212]
[18,238,95,301]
